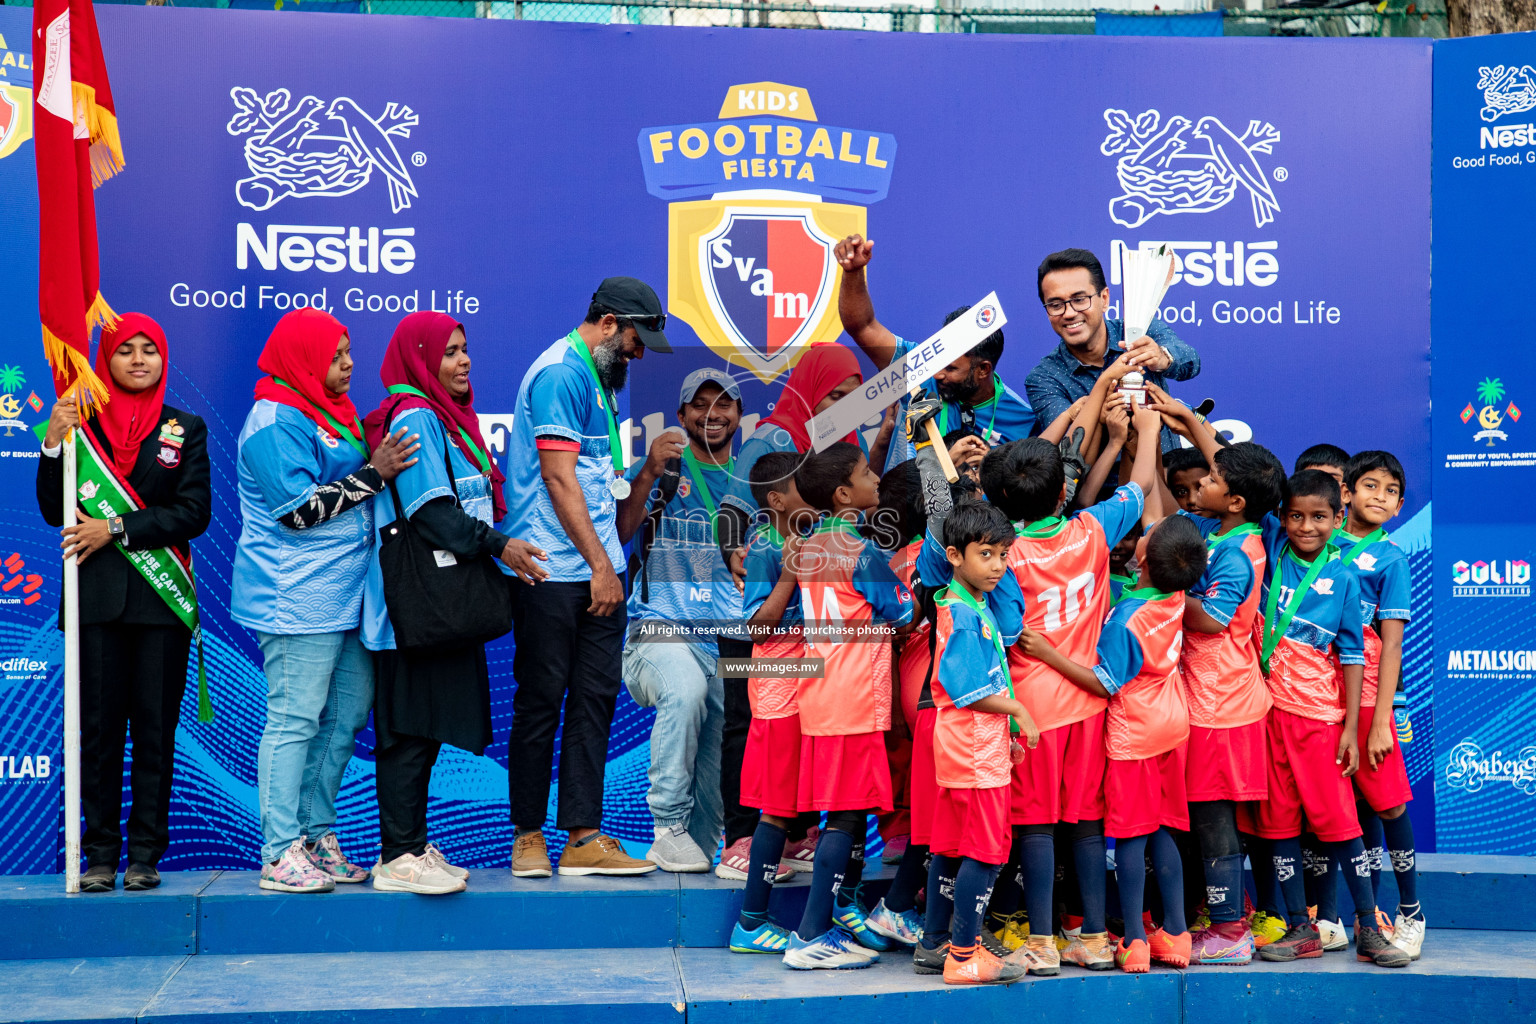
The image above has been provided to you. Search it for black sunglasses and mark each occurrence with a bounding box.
[613,311,666,332]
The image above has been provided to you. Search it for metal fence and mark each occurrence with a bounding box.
[6,0,1450,37]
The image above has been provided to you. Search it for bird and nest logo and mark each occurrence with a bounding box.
[226,87,421,213]
[637,83,897,382]
[1462,376,1521,447]
[1100,109,1282,229]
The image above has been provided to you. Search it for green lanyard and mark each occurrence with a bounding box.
[1121,585,1178,603]
[939,375,1003,441]
[1207,521,1260,551]
[815,514,862,537]
[936,581,1019,732]
[565,330,624,476]
[1260,543,1338,676]
[1109,572,1136,604]
[1334,526,1387,566]
[756,522,786,548]
[273,377,367,460]
[1016,515,1069,540]
[682,447,733,543]
[385,384,492,475]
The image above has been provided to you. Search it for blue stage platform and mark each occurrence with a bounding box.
[2,855,1533,1024]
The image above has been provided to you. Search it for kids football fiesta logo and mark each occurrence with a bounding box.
[638,83,897,380]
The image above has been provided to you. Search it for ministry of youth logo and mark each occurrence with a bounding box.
[1101,109,1282,229]
[227,88,422,213]
[1478,65,1536,123]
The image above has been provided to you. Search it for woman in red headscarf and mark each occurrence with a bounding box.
[359,311,546,894]
[232,307,421,896]
[36,314,211,892]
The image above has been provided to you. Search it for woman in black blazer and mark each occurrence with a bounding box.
[36,314,211,892]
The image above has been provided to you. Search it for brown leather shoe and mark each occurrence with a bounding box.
[556,833,656,876]
[511,830,552,878]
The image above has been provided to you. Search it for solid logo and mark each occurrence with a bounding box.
[1478,65,1536,123]
[1444,740,1536,796]
[1101,109,1282,229]
[1460,376,1520,447]
[228,87,421,213]
[1451,558,1531,598]
[640,84,896,381]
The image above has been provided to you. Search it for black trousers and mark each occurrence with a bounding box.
[376,734,441,862]
[79,622,191,868]
[716,637,758,847]
[508,580,625,832]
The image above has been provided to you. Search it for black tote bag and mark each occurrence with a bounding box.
[378,426,513,652]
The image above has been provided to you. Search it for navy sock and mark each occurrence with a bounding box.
[1116,834,1150,943]
[1246,835,1280,916]
[1333,836,1378,925]
[1205,853,1245,924]
[951,858,1002,954]
[1271,836,1307,926]
[884,842,928,914]
[1381,813,1421,917]
[1358,809,1386,902]
[835,838,866,909]
[797,827,853,939]
[988,847,1023,924]
[1021,833,1055,935]
[1303,839,1339,922]
[738,821,787,930]
[922,854,959,947]
[1149,828,1186,935]
[1073,826,1108,934]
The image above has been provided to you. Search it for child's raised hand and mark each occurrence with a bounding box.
[1132,404,1163,437]
[1103,401,1131,445]
[1336,730,1360,777]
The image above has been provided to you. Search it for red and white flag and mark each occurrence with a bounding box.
[32,0,124,407]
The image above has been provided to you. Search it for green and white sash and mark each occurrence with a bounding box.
[39,422,213,722]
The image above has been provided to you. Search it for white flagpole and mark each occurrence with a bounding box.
[62,429,81,894]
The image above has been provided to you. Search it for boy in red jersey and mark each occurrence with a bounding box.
[782,443,913,970]
[957,403,1163,973]
[1248,471,1410,969]
[730,453,816,954]
[1020,513,1208,973]
[1151,398,1288,966]
[1337,450,1424,959]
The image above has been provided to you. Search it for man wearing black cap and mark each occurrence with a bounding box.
[503,276,672,878]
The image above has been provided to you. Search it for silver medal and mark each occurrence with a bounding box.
[609,476,631,500]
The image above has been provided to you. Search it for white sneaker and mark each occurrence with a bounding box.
[1317,917,1349,952]
[782,927,879,969]
[646,824,711,873]
[372,851,467,894]
[1391,912,1426,960]
[425,842,469,881]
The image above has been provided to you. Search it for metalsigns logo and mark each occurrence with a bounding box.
[1451,558,1531,598]
[1460,376,1520,446]
[1445,740,1536,796]
[1478,65,1536,123]
[638,83,897,381]
[227,88,422,213]
[1101,109,1282,229]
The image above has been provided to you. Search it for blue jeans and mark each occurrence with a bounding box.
[622,640,724,858]
[255,630,374,864]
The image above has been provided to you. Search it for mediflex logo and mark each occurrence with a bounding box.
[1451,558,1531,598]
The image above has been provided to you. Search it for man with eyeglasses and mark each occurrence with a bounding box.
[1024,248,1200,451]
[503,276,674,878]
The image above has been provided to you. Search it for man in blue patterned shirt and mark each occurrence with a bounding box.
[1024,249,1201,451]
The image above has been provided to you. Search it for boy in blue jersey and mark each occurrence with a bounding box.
[1294,443,1349,489]
[1337,450,1424,959]
[1248,471,1410,968]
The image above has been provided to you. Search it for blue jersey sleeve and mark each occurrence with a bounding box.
[1084,483,1145,546]
[742,535,783,621]
[940,612,1011,708]
[852,538,914,626]
[389,411,456,518]
[1194,536,1255,628]
[1091,614,1144,696]
[242,412,329,519]
[528,361,592,443]
[987,571,1026,645]
[1335,568,1366,666]
[1376,552,1413,622]
[915,523,952,590]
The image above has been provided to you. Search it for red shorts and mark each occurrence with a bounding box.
[1105,745,1190,839]
[930,785,1011,864]
[797,731,893,814]
[879,715,913,839]
[1185,719,1268,802]
[1250,708,1361,842]
[1352,711,1413,813]
[1010,712,1106,825]
[909,707,939,845]
[742,716,802,818]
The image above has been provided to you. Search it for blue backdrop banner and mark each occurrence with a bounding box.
[0,8,1439,870]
